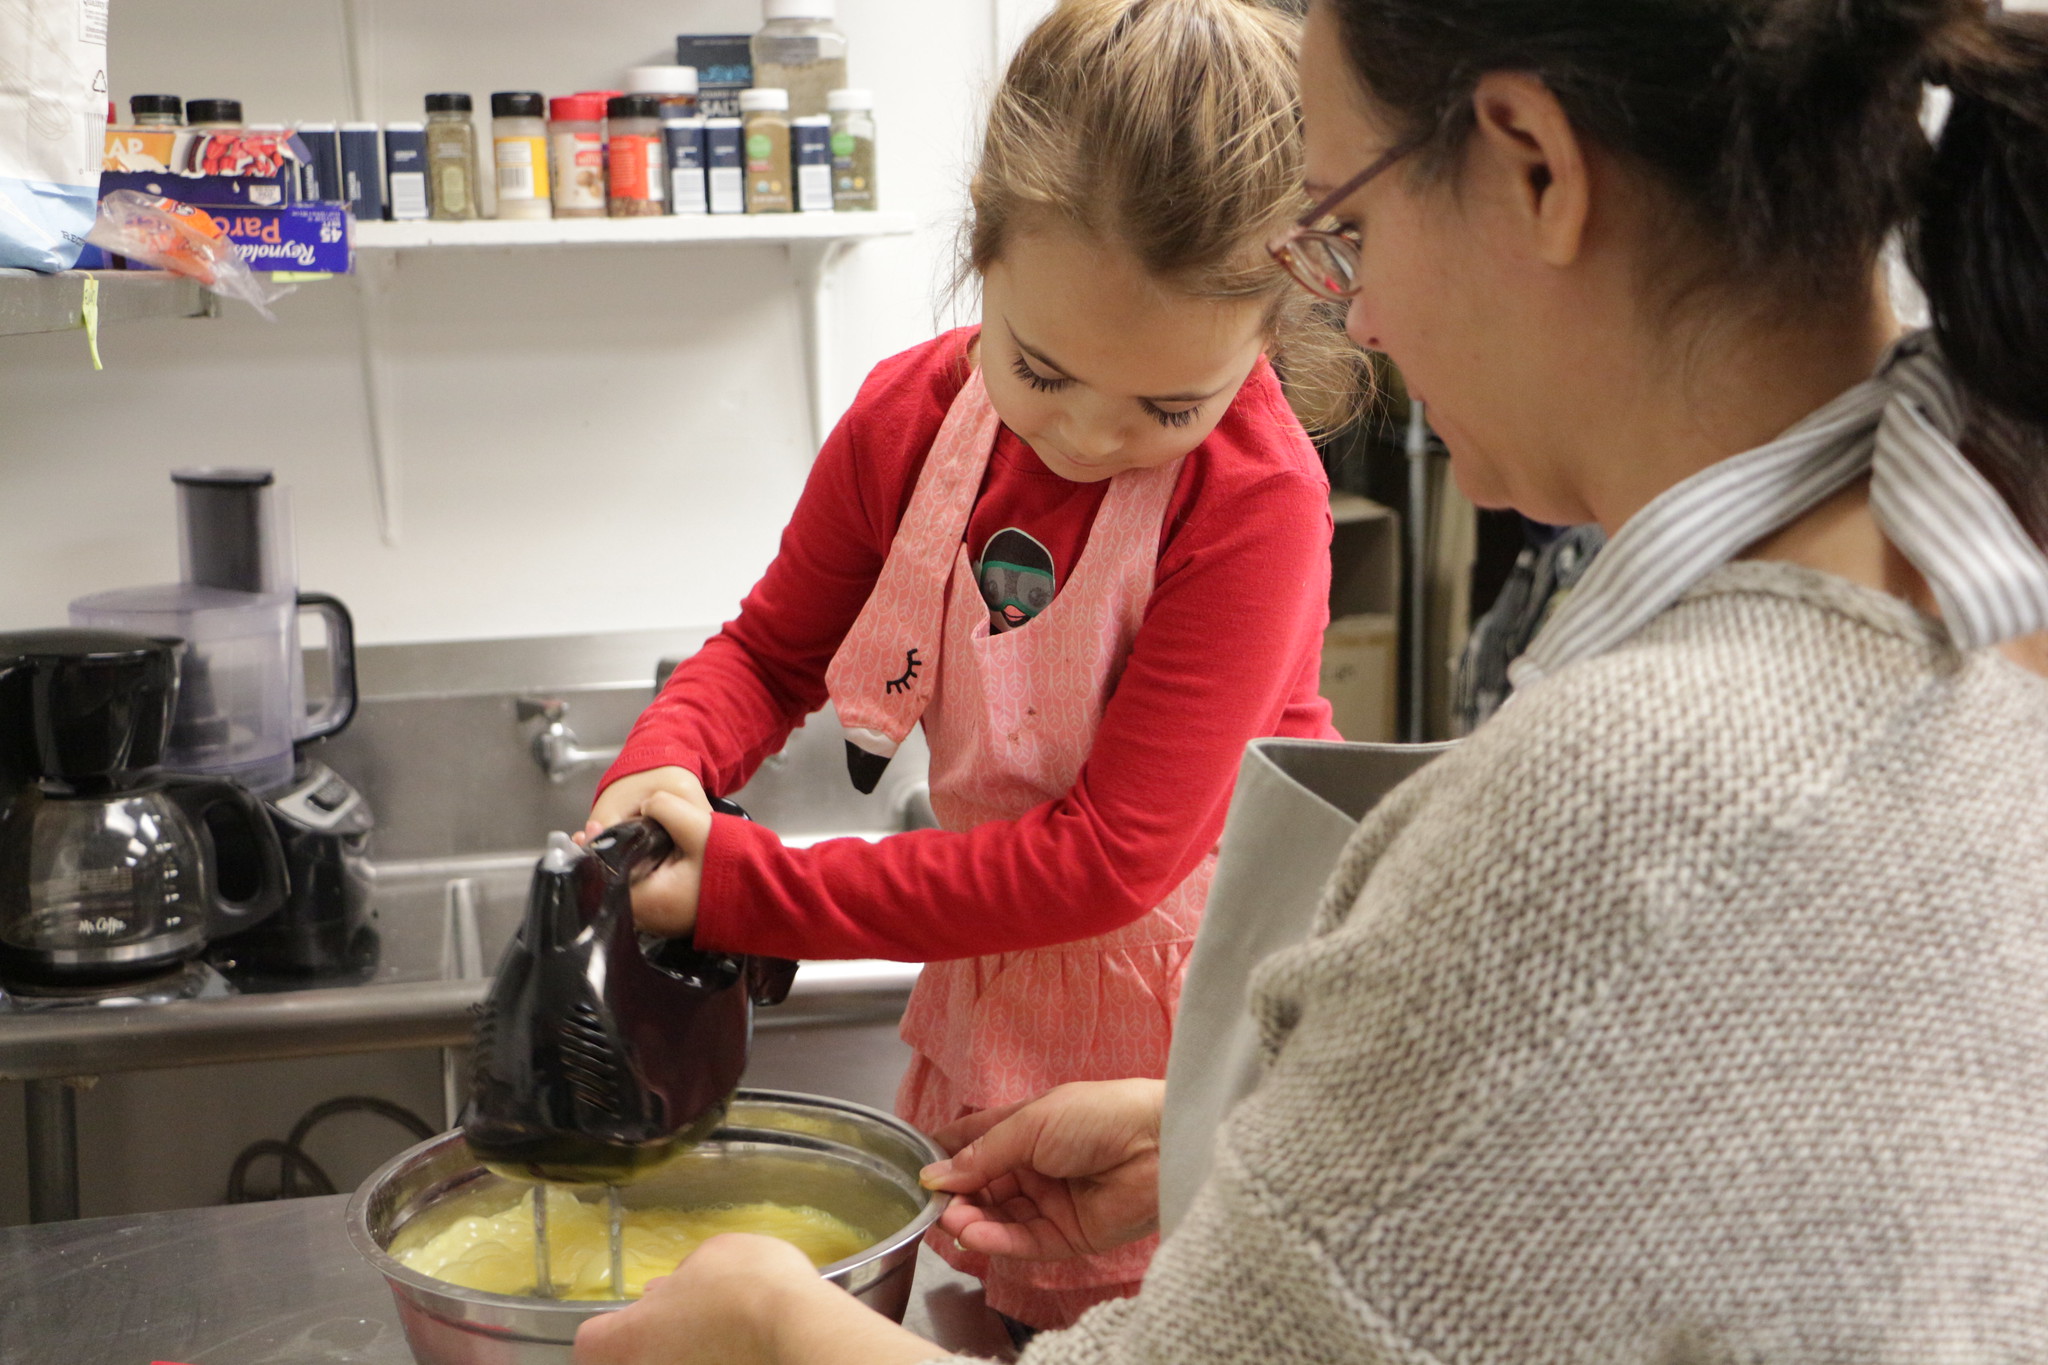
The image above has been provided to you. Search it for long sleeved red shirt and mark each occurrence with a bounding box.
[601,329,1338,963]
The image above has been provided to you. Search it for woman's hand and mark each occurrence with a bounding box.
[572,1234,938,1365]
[921,1079,1165,1262]
[584,768,717,938]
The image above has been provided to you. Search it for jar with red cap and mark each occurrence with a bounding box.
[548,94,607,219]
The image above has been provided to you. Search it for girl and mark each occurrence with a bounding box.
[587,0,1350,1330]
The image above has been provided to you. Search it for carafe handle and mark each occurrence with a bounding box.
[296,592,357,744]
[162,776,290,937]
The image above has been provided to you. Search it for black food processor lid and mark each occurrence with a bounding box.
[129,94,183,120]
[172,467,273,488]
[425,92,473,113]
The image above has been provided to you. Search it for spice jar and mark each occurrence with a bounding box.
[793,115,832,213]
[664,115,708,215]
[129,95,183,128]
[424,93,481,221]
[705,118,746,214]
[751,0,849,120]
[826,88,876,212]
[384,122,429,220]
[490,91,551,221]
[739,87,793,214]
[547,95,606,219]
[185,99,243,129]
[625,65,700,114]
[605,94,667,217]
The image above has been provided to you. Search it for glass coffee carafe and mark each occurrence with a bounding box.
[0,630,288,984]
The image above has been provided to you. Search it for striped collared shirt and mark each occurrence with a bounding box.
[1510,331,2048,689]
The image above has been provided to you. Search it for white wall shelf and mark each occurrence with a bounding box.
[346,212,915,546]
[0,268,216,338]
[352,211,913,251]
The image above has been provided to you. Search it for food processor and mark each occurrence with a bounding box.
[0,629,289,997]
[69,469,377,985]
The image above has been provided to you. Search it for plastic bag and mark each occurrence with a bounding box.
[0,0,108,271]
[85,190,292,319]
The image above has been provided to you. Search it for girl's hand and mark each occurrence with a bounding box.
[921,1079,1165,1261]
[623,790,713,938]
[572,1234,937,1365]
[583,766,711,844]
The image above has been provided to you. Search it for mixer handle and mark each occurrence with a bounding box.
[593,801,797,1005]
[587,815,677,884]
[748,955,798,1006]
[591,794,749,875]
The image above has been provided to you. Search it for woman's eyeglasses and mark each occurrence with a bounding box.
[1268,143,1414,301]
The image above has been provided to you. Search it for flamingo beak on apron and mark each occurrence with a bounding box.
[845,739,893,794]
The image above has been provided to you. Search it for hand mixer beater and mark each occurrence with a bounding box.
[462,801,796,1297]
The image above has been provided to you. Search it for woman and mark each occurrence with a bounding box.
[578,0,2048,1360]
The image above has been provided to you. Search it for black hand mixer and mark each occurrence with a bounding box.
[463,797,796,1297]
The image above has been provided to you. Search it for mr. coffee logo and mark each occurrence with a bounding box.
[78,916,130,939]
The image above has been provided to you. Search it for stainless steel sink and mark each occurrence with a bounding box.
[365,846,921,1024]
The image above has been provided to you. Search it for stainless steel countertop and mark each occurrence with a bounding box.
[0,1195,1014,1364]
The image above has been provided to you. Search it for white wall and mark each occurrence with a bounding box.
[0,0,1006,644]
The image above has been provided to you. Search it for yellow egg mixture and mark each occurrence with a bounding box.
[390,1182,873,1300]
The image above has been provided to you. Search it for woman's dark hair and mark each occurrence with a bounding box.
[1328,0,2048,540]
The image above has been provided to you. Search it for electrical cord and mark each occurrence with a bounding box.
[225,1094,437,1204]
[226,1139,335,1203]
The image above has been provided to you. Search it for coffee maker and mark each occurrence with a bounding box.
[69,469,377,986]
[0,630,289,999]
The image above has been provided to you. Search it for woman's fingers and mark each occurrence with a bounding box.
[927,1099,1031,1165]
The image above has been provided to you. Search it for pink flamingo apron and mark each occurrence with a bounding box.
[825,366,1214,1327]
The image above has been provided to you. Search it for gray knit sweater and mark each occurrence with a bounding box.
[952,562,2048,1363]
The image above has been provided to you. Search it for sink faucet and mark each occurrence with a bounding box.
[515,697,624,784]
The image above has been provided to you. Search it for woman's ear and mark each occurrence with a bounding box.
[1467,71,1591,268]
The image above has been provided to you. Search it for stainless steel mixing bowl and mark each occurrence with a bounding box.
[347,1090,948,1365]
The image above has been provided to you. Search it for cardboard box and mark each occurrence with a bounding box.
[102,127,311,206]
[206,204,351,273]
[107,203,351,275]
[100,169,293,209]
[1321,494,1402,742]
[1321,612,1399,743]
[676,34,753,119]
[1329,492,1400,616]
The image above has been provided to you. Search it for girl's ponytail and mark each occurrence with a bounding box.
[1914,8,2048,540]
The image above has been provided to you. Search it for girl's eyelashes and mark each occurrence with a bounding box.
[1143,401,1200,429]
[1011,348,1200,428]
[1010,353,1072,393]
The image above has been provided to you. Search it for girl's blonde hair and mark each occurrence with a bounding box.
[969,0,1367,436]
